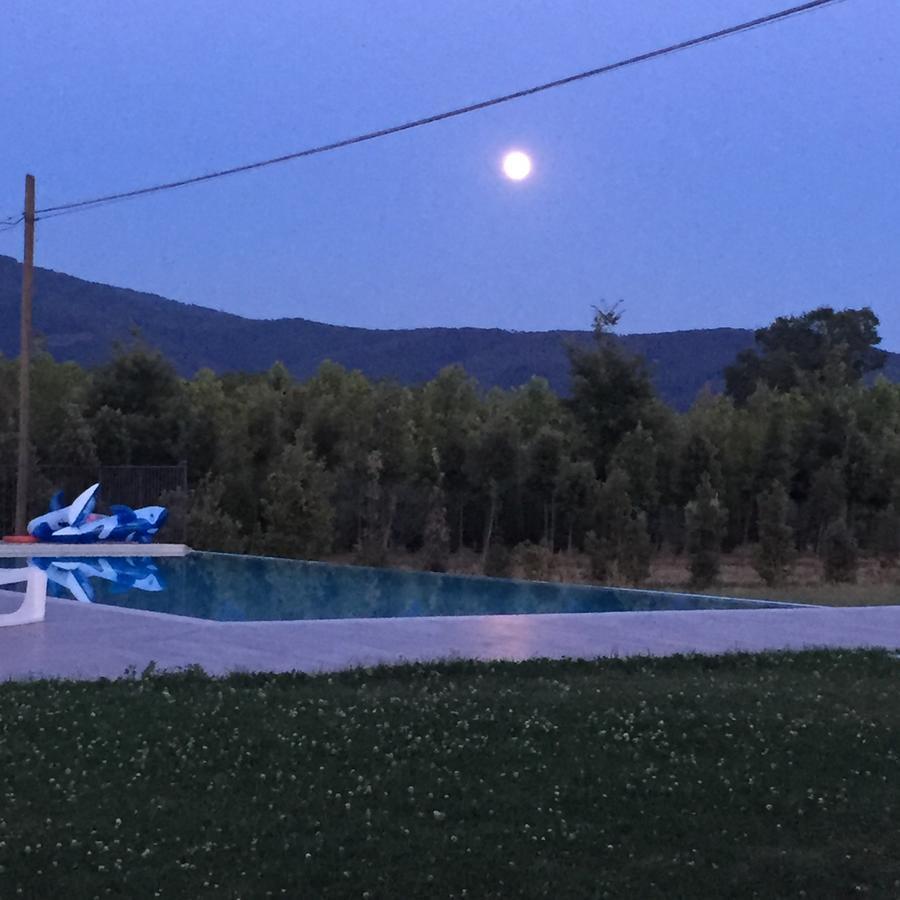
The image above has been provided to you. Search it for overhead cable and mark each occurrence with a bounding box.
[3,0,847,222]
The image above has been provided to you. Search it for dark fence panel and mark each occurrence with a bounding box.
[0,463,188,540]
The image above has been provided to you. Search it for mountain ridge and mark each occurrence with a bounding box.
[2,254,897,410]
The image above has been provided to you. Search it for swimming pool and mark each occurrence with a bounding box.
[0,552,791,621]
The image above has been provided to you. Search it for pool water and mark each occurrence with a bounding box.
[1,552,790,621]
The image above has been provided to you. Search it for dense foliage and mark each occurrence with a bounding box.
[1,652,898,898]
[725,307,887,404]
[2,305,898,587]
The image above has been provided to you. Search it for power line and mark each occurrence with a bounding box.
[0,215,24,235]
[13,0,846,222]
[35,199,123,222]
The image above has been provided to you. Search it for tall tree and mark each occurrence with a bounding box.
[467,404,521,566]
[755,403,794,492]
[508,377,566,440]
[618,511,652,585]
[421,483,451,573]
[676,432,723,509]
[567,307,659,476]
[806,460,847,553]
[370,382,417,552]
[872,500,900,569]
[87,341,186,465]
[261,430,335,559]
[30,354,94,468]
[725,307,885,404]
[525,426,565,545]
[556,459,598,552]
[357,450,387,566]
[685,473,728,589]
[753,481,796,586]
[610,423,659,517]
[41,403,98,470]
[419,366,480,549]
[596,466,633,567]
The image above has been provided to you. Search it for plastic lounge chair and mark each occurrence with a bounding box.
[0,565,48,627]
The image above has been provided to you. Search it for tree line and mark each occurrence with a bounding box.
[1,305,897,588]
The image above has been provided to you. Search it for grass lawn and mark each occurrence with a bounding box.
[1,652,899,899]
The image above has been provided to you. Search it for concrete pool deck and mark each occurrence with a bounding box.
[1,589,899,680]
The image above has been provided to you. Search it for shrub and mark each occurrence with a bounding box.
[513,540,555,581]
[187,475,246,553]
[483,541,512,578]
[821,517,858,583]
[583,530,612,582]
[618,511,652,585]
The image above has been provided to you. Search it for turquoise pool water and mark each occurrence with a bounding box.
[1,552,790,621]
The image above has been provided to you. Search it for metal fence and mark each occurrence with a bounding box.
[0,463,188,540]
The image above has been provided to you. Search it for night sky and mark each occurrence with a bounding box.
[2,0,898,348]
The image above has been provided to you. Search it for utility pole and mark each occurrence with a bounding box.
[14,174,35,534]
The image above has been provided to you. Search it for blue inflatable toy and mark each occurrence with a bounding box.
[27,484,168,544]
[30,556,165,603]
[27,483,99,540]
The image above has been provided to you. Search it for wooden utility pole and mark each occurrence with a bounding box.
[14,174,36,534]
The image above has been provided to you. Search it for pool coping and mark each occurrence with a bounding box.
[2,588,898,681]
[0,543,190,558]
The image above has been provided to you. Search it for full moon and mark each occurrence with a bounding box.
[502,150,532,181]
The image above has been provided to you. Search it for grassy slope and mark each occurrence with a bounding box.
[375,548,900,607]
[1,652,898,898]
[694,582,900,607]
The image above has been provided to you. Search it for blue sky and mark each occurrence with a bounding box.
[1,0,898,348]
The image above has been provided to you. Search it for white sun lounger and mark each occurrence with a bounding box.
[0,566,48,627]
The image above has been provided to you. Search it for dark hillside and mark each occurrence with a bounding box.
[2,255,896,409]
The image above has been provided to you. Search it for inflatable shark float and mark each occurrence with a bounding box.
[28,556,165,604]
[27,483,168,544]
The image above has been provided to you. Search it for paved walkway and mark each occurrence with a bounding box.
[2,589,899,680]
